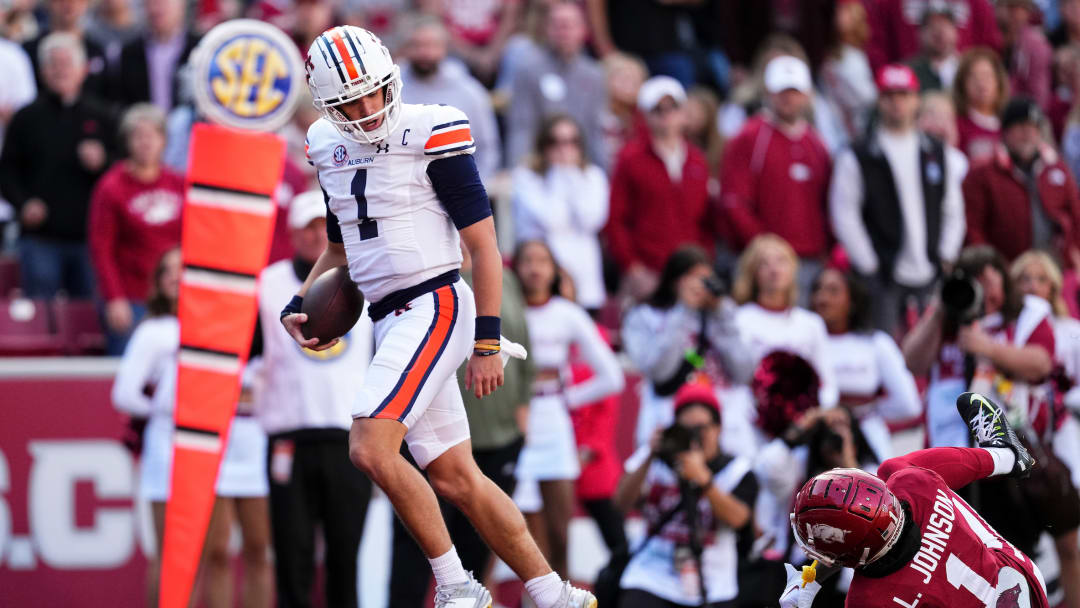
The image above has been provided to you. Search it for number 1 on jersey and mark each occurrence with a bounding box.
[351,169,378,240]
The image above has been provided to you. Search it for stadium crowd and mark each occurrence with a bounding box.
[8,0,1080,606]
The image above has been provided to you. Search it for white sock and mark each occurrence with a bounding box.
[984,447,1017,476]
[524,572,564,608]
[429,546,469,587]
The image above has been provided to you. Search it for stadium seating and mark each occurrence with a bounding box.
[53,298,106,355]
[0,298,64,356]
[0,255,19,298]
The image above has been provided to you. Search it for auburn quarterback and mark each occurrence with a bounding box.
[781,392,1048,608]
[279,25,596,608]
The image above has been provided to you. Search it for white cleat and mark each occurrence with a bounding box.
[434,572,493,608]
[555,582,598,608]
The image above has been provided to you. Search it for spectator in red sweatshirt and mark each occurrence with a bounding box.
[866,0,1001,73]
[721,55,832,303]
[88,103,182,354]
[963,97,1080,266]
[604,76,713,301]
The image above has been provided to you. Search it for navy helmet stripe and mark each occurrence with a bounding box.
[344,30,366,76]
[319,34,347,85]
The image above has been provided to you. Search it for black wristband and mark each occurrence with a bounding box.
[474,315,501,341]
[281,295,303,320]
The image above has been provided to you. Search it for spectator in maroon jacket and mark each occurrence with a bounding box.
[954,47,1010,164]
[604,76,713,301]
[88,103,182,354]
[998,0,1053,111]
[866,0,1001,73]
[963,97,1080,267]
[720,55,832,302]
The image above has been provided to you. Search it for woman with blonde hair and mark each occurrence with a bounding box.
[1010,249,1080,608]
[732,234,838,413]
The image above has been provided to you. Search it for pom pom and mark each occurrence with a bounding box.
[751,351,821,437]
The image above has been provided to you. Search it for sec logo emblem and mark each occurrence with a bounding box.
[190,19,304,132]
[333,144,348,166]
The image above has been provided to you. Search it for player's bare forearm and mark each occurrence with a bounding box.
[459,218,502,327]
[296,242,347,297]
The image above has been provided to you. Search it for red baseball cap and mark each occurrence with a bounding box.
[876,64,919,93]
[673,382,721,419]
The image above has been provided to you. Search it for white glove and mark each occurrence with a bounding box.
[499,335,528,369]
[779,563,822,608]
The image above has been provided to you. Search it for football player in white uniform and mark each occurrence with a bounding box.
[280,26,597,608]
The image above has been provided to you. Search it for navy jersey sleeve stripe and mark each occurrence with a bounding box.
[426,154,492,230]
[431,119,470,131]
[321,188,344,243]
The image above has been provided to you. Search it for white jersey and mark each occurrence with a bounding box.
[306,102,477,304]
[825,331,922,461]
[734,302,839,408]
[254,259,375,435]
[112,316,179,418]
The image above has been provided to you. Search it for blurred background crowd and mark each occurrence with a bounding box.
[8,0,1080,606]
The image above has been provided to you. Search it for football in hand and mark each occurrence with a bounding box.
[300,265,364,343]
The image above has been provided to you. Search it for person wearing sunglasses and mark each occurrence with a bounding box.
[604,75,716,302]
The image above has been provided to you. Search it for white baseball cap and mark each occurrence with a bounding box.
[287,189,326,230]
[637,75,687,112]
[764,55,813,94]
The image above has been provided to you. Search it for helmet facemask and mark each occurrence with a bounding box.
[313,64,403,144]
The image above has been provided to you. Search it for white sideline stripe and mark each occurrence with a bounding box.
[179,349,241,374]
[174,429,221,453]
[0,357,120,379]
[186,186,273,216]
[182,268,258,295]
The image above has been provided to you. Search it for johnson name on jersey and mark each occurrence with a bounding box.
[305,102,483,305]
[847,466,1047,608]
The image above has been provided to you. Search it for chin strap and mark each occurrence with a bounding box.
[801,560,818,588]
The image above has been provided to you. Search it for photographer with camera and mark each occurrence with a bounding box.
[903,244,1054,449]
[610,382,758,608]
[623,246,755,453]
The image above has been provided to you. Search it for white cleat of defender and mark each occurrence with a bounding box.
[434,573,493,608]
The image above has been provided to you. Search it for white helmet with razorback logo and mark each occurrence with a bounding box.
[306,25,403,144]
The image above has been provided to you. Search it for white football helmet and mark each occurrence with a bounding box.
[306,25,403,144]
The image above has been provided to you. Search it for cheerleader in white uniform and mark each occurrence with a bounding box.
[511,240,624,579]
[732,235,838,412]
[730,235,839,559]
[810,268,921,463]
[112,249,271,607]
[1011,250,1080,608]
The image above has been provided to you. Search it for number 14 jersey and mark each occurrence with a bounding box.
[846,466,1049,608]
[305,103,475,304]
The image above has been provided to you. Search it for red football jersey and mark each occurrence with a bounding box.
[846,466,1048,608]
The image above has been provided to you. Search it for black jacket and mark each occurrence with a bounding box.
[112,32,200,108]
[851,132,947,282]
[0,92,117,241]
